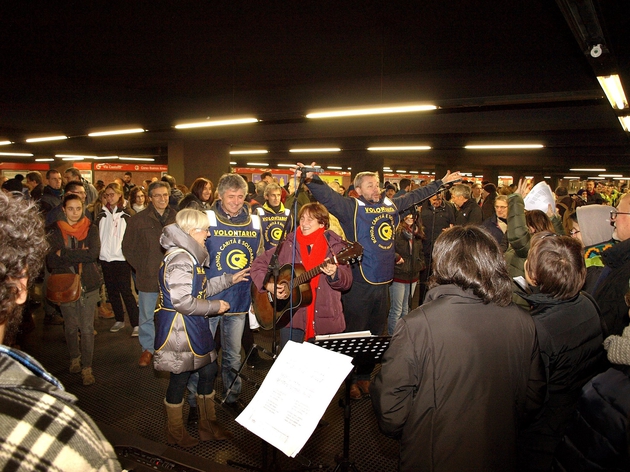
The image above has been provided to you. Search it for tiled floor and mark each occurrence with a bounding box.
[19,291,398,471]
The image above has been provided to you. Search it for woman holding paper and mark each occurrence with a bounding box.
[250,203,352,347]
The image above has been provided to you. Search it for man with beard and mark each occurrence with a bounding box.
[0,192,120,471]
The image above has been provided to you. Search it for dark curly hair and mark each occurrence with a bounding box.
[0,192,49,325]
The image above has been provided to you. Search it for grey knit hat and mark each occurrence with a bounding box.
[603,325,630,366]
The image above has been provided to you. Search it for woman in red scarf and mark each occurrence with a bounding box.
[47,194,102,385]
[251,203,352,347]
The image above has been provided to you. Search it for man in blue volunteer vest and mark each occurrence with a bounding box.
[298,162,461,399]
[256,183,292,250]
[205,174,263,411]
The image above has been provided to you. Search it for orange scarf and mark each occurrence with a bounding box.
[296,227,328,341]
[57,217,91,244]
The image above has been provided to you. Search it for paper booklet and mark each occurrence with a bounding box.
[236,340,353,458]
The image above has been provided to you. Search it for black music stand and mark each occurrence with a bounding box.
[314,335,390,472]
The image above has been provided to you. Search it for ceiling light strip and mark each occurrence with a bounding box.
[0,151,34,157]
[464,144,544,150]
[174,118,258,129]
[119,157,154,162]
[88,128,145,137]
[0,140,12,146]
[367,146,431,151]
[597,75,628,110]
[306,104,436,119]
[229,150,269,155]
[25,135,68,143]
[289,148,341,153]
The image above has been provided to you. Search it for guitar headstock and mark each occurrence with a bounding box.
[335,241,363,265]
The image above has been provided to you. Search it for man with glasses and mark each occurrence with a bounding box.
[123,181,177,367]
[594,194,630,335]
[63,167,98,206]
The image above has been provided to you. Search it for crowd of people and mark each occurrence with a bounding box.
[2,165,630,471]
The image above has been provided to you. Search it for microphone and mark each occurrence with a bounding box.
[296,166,325,174]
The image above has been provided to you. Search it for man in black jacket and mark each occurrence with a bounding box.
[450,184,483,226]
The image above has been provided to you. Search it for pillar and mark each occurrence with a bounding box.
[168,140,231,189]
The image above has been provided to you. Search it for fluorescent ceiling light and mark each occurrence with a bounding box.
[569,168,606,172]
[277,164,295,168]
[597,74,628,110]
[409,171,419,174]
[0,151,34,157]
[619,116,630,132]
[613,177,630,180]
[544,176,551,179]
[588,176,605,180]
[289,148,341,153]
[25,135,67,143]
[396,170,407,173]
[306,104,436,119]
[0,140,12,146]
[367,146,432,151]
[563,176,580,179]
[475,175,484,178]
[327,166,342,170]
[599,174,623,178]
[229,161,237,165]
[498,175,513,179]
[35,158,55,162]
[88,128,145,137]
[174,117,258,129]
[62,157,85,161]
[465,144,544,150]
[230,150,268,155]
[94,156,119,160]
[525,176,534,179]
[246,162,269,166]
[56,154,98,159]
[421,172,430,175]
[119,157,154,162]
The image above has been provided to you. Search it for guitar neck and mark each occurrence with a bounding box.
[293,257,335,287]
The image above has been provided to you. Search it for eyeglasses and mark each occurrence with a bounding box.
[193,228,210,234]
[569,229,581,236]
[104,192,117,197]
[494,205,508,210]
[610,210,630,220]
[151,194,169,200]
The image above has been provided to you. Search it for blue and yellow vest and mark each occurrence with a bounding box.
[154,248,215,355]
[204,210,262,313]
[353,197,399,284]
[256,204,291,250]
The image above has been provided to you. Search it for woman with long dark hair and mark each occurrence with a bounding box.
[178,177,214,211]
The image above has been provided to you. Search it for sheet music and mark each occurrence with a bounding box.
[523,181,555,213]
[236,341,353,458]
[315,330,372,341]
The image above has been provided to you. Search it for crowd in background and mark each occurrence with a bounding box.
[2,166,630,471]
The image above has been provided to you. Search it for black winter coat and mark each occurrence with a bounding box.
[517,290,606,471]
[594,238,630,336]
[371,284,546,472]
[46,222,102,293]
[555,365,630,471]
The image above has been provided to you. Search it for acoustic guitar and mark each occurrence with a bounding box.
[251,241,363,330]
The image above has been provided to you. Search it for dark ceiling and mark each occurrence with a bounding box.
[1,1,629,177]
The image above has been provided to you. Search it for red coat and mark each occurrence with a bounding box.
[250,230,352,335]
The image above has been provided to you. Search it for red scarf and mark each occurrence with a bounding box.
[296,226,328,341]
[57,217,91,243]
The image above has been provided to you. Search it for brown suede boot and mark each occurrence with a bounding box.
[164,399,199,448]
[197,392,232,441]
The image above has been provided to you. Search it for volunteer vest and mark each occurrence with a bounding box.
[154,248,215,356]
[256,206,291,250]
[353,197,399,284]
[204,210,262,313]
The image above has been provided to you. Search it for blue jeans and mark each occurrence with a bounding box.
[388,281,417,335]
[208,314,246,403]
[138,291,158,353]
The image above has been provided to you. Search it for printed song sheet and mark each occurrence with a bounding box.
[236,340,353,458]
[523,181,555,213]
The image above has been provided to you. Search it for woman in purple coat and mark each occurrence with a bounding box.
[251,203,352,347]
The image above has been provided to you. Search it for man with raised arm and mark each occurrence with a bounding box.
[296,162,461,398]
